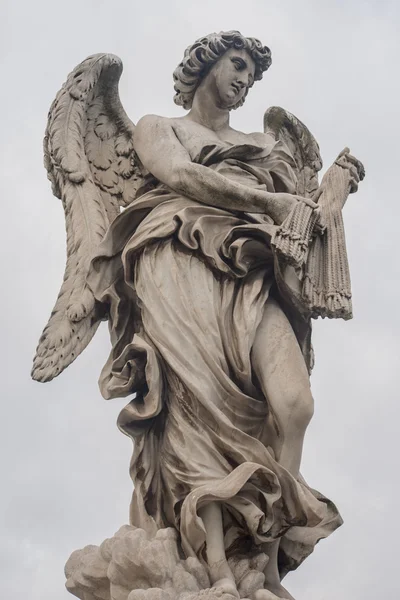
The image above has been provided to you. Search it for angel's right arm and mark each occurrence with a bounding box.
[134,115,282,217]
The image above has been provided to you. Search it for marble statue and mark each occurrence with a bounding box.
[32,31,364,600]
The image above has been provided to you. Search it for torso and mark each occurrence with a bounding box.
[166,115,273,160]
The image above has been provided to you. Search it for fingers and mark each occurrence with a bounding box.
[296,196,319,209]
[337,147,350,158]
[336,157,362,193]
[335,149,366,182]
[350,154,365,181]
[348,164,360,189]
[311,186,324,203]
[348,164,360,193]
[314,206,326,233]
[294,196,325,233]
[344,152,364,175]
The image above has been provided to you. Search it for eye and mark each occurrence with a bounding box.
[231,58,244,71]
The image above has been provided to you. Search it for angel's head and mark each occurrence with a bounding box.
[173,31,271,111]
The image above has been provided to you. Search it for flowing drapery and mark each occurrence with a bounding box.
[88,140,342,577]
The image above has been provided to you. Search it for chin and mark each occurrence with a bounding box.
[219,94,239,110]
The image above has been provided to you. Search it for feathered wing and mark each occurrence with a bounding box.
[264,106,322,198]
[32,54,144,382]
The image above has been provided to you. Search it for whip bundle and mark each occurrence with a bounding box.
[264,107,364,322]
[272,149,365,320]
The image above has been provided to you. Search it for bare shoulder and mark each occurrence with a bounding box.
[135,115,179,141]
[133,114,190,169]
[134,114,178,156]
[136,113,173,134]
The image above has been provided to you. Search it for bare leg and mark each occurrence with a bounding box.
[198,502,239,597]
[252,297,314,475]
[252,298,314,476]
[251,297,314,598]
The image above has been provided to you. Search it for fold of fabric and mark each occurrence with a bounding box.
[87,140,343,578]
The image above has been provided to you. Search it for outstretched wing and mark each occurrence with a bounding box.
[32,54,144,382]
[264,106,322,198]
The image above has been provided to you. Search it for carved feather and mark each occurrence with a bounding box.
[264,106,322,198]
[32,54,145,383]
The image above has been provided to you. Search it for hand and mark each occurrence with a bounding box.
[269,192,321,226]
[335,147,365,193]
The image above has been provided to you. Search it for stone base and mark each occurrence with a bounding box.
[65,525,271,600]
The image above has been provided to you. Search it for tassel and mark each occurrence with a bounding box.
[271,201,319,268]
[273,149,364,320]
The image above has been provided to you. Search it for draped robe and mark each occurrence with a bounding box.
[88,139,342,577]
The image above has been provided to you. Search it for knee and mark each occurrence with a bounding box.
[277,385,314,431]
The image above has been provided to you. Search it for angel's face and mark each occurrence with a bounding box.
[206,48,256,110]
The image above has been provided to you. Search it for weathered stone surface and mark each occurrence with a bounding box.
[65,525,270,600]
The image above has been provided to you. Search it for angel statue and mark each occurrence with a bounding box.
[32,31,364,600]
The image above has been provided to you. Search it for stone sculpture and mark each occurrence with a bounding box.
[32,31,364,600]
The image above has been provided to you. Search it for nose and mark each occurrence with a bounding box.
[236,72,252,89]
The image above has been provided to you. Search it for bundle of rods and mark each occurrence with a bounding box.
[272,149,365,320]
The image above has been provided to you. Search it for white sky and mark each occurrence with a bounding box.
[1,1,399,598]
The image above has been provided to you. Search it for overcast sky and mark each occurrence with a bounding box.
[1,1,399,599]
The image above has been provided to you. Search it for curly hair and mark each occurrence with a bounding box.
[173,30,272,110]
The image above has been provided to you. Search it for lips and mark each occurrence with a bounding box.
[231,83,241,94]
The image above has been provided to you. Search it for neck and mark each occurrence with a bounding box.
[187,82,230,131]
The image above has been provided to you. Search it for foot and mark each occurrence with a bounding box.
[208,559,239,598]
[211,577,240,598]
